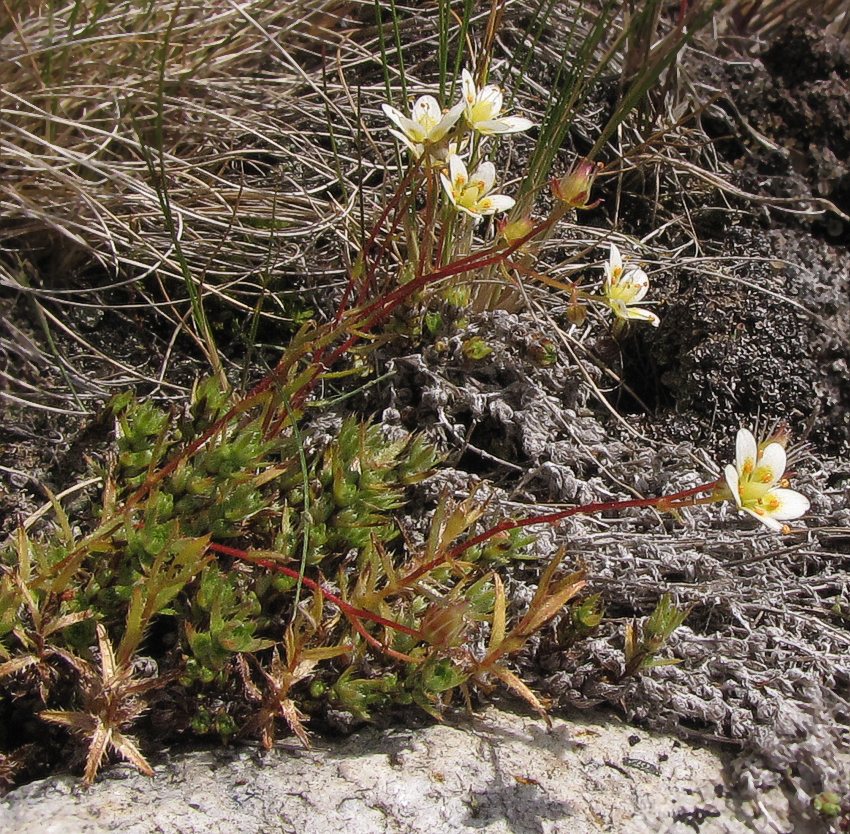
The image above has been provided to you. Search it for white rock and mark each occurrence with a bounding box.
[0,707,815,834]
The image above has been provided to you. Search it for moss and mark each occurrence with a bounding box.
[1,375,591,785]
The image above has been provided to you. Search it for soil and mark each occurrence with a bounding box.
[666,20,850,453]
[1,12,849,830]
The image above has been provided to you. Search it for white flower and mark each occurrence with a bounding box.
[382,95,465,158]
[461,69,533,135]
[602,243,660,327]
[723,428,810,532]
[440,154,515,220]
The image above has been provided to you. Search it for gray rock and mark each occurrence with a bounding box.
[0,707,822,834]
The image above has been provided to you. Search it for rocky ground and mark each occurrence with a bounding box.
[0,706,827,834]
[1,9,849,834]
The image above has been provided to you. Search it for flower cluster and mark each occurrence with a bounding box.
[722,428,809,532]
[383,69,532,221]
[380,76,684,332]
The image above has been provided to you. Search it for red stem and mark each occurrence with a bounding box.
[395,480,721,590]
[342,164,419,321]
[209,543,424,641]
[316,212,561,379]
[356,189,414,309]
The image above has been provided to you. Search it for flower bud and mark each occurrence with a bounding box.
[498,216,535,245]
[527,335,558,366]
[566,301,587,326]
[552,158,603,209]
[420,599,470,648]
[759,421,791,451]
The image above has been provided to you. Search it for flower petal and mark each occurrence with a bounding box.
[448,154,467,189]
[476,194,515,214]
[461,69,477,106]
[440,172,457,206]
[470,161,496,194]
[457,204,483,220]
[382,103,427,143]
[623,268,649,302]
[499,115,533,132]
[431,99,465,142]
[763,488,810,520]
[607,243,623,283]
[742,507,784,532]
[735,428,758,478]
[388,129,423,158]
[624,306,660,327]
[476,116,534,135]
[753,442,786,487]
[478,85,502,121]
[412,95,441,126]
[724,464,742,508]
[479,84,502,106]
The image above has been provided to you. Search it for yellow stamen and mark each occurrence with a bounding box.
[762,495,781,512]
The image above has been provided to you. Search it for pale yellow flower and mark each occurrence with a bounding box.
[723,428,810,532]
[602,243,660,327]
[440,154,515,221]
[382,95,464,157]
[460,69,533,135]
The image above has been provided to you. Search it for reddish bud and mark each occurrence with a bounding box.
[498,216,535,245]
[760,422,791,451]
[566,302,587,326]
[552,158,603,209]
[420,599,470,648]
